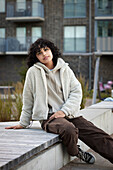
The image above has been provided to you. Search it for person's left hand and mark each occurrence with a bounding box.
[50,111,65,119]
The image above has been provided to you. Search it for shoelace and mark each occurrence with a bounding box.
[82,152,92,162]
[78,149,93,163]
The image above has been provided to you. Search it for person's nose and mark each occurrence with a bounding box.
[42,50,46,56]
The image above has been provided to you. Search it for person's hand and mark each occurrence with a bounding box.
[5,124,24,129]
[50,111,65,119]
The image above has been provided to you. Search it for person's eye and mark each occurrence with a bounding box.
[45,48,48,51]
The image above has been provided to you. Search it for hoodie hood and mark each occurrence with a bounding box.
[34,58,68,73]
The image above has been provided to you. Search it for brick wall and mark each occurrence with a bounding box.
[99,56,113,83]
[0,0,112,87]
[0,55,27,84]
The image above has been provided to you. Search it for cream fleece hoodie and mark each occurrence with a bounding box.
[36,58,65,114]
[19,58,82,127]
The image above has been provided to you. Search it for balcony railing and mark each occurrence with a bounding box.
[6,1,44,21]
[96,37,113,52]
[6,37,35,52]
[0,37,40,53]
[0,38,5,53]
[95,1,113,16]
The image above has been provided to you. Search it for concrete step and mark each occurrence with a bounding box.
[60,149,113,170]
[60,135,113,170]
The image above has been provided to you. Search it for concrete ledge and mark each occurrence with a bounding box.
[0,121,60,170]
[88,101,113,110]
[0,101,113,170]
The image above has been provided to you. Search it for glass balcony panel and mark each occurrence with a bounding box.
[0,38,5,52]
[96,37,113,51]
[5,37,41,52]
[6,1,44,18]
[6,37,30,52]
[32,2,43,17]
[16,0,26,11]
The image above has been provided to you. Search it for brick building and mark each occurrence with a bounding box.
[0,0,113,88]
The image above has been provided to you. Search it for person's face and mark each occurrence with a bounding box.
[36,47,53,66]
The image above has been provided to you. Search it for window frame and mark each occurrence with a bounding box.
[64,0,86,18]
[0,0,5,13]
[0,28,5,38]
[31,27,42,43]
[63,26,86,53]
[16,27,26,50]
[16,0,26,12]
[0,28,5,52]
[97,21,113,37]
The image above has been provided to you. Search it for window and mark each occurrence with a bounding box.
[0,0,5,12]
[16,27,26,51]
[64,0,86,18]
[0,28,5,52]
[0,28,5,38]
[32,0,42,16]
[97,0,113,15]
[64,26,86,52]
[32,27,42,42]
[97,21,113,37]
[16,0,26,12]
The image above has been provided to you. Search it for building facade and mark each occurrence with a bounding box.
[0,0,113,87]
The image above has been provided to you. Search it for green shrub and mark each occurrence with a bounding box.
[19,60,27,81]
[0,90,12,121]
[77,74,89,109]
[12,82,24,120]
[0,82,24,122]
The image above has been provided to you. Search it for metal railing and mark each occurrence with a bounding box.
[96,37,113,52]
[1,37,113,53]
[6,1,44,18]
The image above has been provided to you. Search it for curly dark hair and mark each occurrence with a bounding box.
[27,38,62,68]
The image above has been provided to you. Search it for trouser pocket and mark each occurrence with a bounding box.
[41,117,55,131]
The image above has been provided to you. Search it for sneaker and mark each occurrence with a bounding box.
[77,146,96,164]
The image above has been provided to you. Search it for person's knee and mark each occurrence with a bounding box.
[60,122,78,138]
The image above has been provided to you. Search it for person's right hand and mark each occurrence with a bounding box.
[5,124,24,129]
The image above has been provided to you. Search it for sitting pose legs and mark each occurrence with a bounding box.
[42,116,113,164]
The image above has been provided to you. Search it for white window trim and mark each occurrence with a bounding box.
[0,0,5,13]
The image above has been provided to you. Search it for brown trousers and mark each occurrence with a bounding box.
[42,116,113,164]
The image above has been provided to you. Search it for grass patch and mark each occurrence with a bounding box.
[0,82,24,122]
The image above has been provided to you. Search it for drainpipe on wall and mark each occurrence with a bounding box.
[92,52,102,104]
[89,0,92,90]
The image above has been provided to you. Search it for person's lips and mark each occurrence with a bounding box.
[43,56,49,60]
